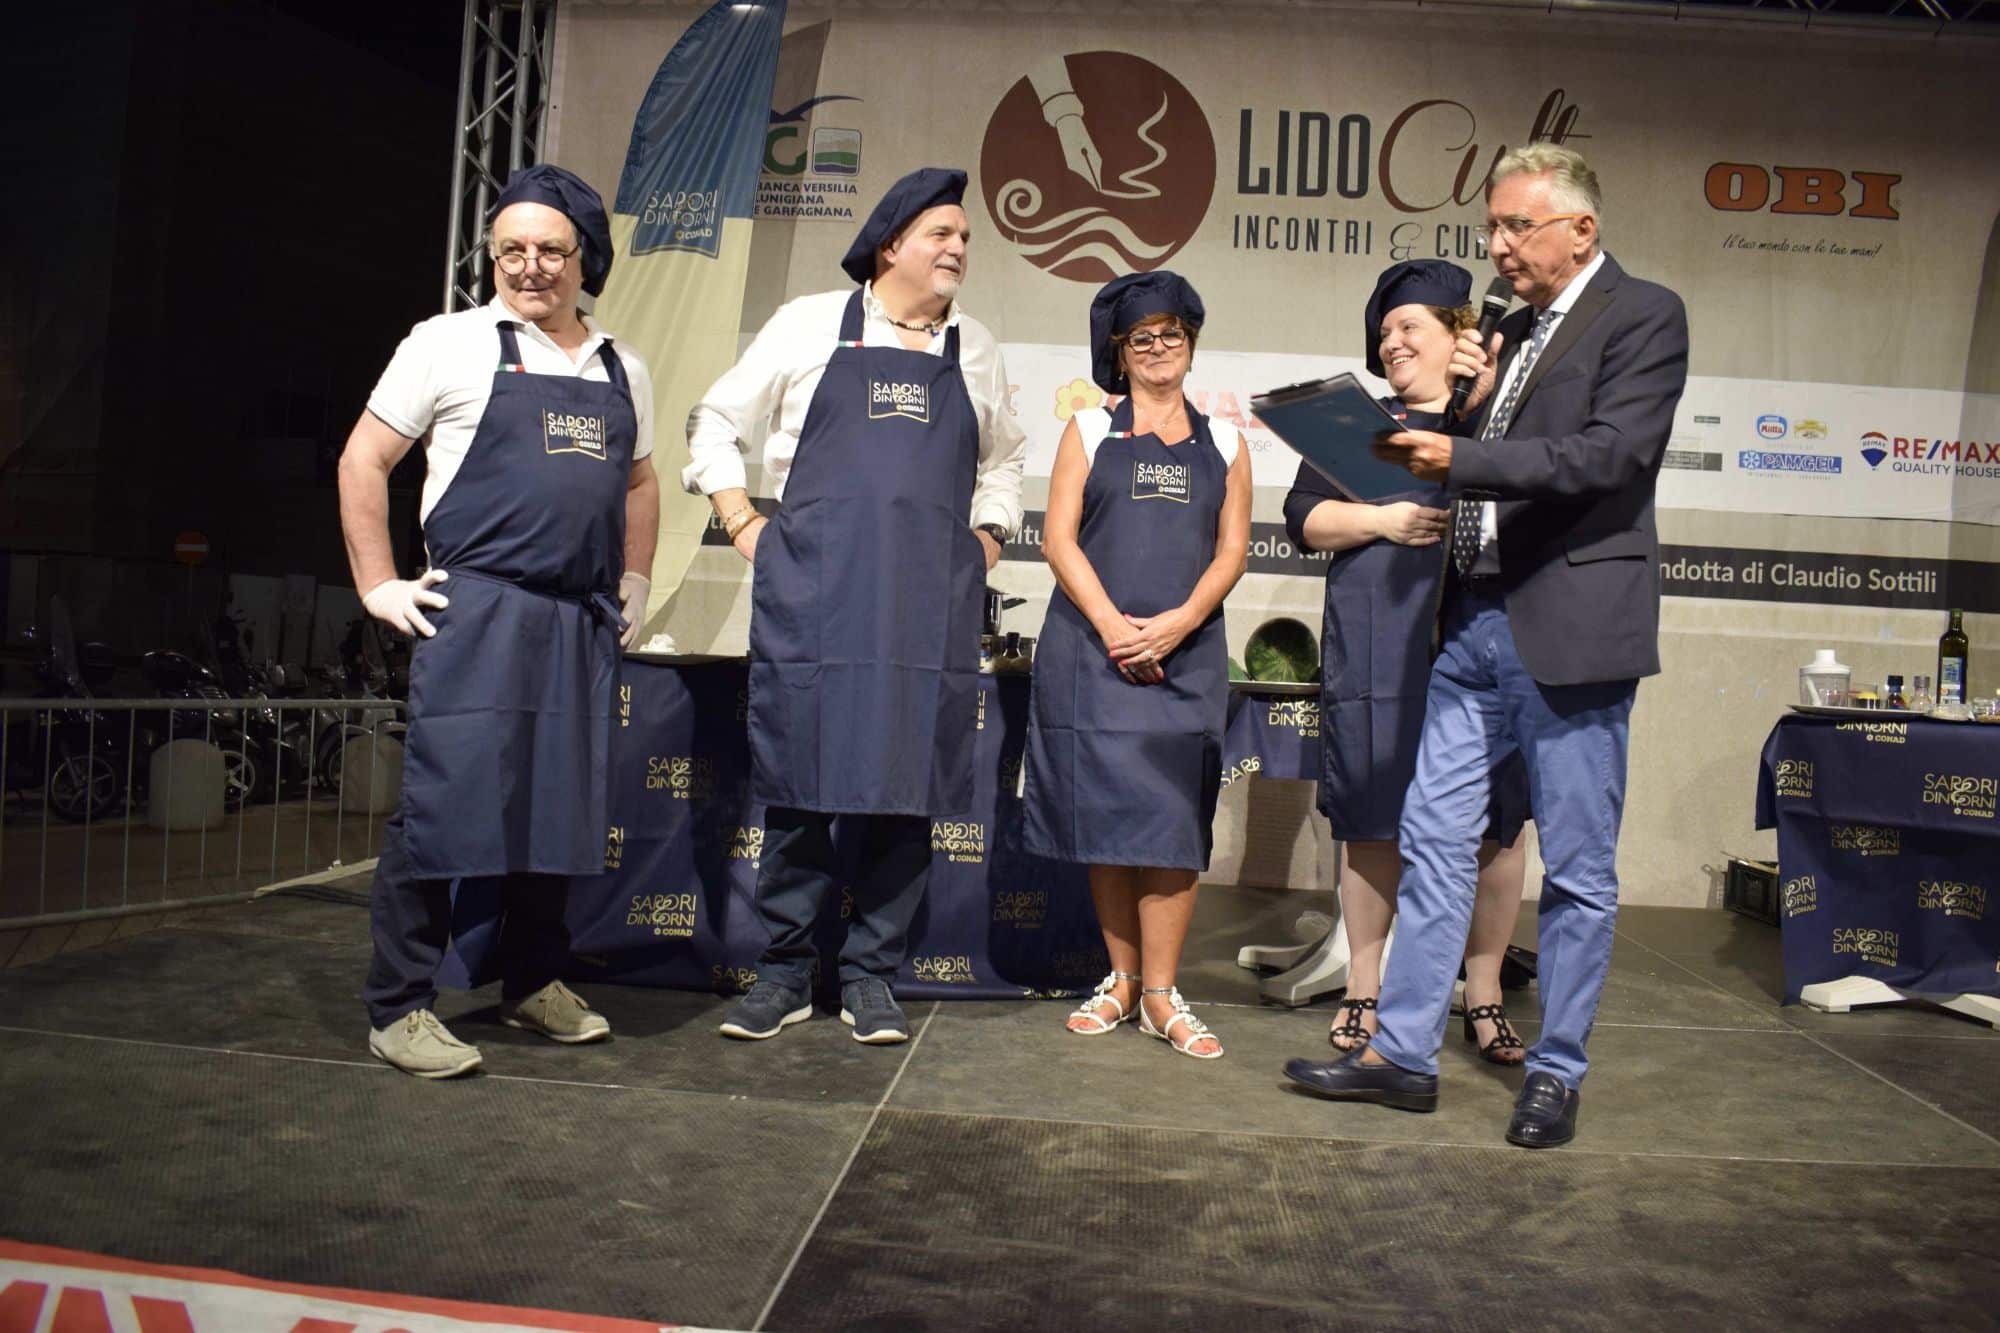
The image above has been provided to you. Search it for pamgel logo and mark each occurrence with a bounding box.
[1131,458,1191,502]
[1756,414,1788,440]
[870,378,929,423]
[544,410,608,460]
[1739,449,1840,475]
[980,52,1216,283]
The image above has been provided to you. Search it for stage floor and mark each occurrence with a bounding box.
[2,883,1997,1331]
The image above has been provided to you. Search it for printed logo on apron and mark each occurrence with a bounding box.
[869,377,931,423]
[544,409,609,460]
[1131,458,1191,503]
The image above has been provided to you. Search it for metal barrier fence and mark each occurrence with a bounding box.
[0,697,406,928]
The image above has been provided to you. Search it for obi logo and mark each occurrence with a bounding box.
[1858,431,1890,468]
[1782,874,1817,918]
[1132,459,1191,502]
[633,186,722,257]
[1831,926,1899,967]
[628,892,697,938]
[1703,163,1901,219]
[544,410,607,460]
[869,378,929,423]
[980,52,1216,282]
[1756,414,1787,440]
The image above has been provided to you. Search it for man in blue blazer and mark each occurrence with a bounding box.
[1285,144,1689,1147]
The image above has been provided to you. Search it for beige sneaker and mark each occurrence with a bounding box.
[369,1008,483,1079]
[501,980,611,1044]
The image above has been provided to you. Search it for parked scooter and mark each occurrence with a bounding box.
[1,609,128,823]
[140,650,261,810]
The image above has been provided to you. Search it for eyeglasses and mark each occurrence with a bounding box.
[1474,213,1586,243]
[1122,327,1188,353]
[491,243,576,276]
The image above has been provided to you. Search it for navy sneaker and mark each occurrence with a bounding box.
[718,977,812,1040]
[839,977,910,1045]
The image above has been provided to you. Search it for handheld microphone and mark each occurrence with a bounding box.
[1449,277,1515,424]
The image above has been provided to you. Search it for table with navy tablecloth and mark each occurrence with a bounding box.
[1755,712,2000,1016]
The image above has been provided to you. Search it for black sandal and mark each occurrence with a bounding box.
[1328,996,1376,1051]
[1462,1003,1525,1065]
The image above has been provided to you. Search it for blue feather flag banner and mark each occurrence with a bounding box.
[594,0,787,625]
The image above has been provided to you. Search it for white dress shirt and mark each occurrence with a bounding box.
[684,283,1027,536]
[367,294,656,523]
[1471,249,1607,574]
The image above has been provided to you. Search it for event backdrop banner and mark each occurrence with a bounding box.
[549,2,2000,643]
[587,0,787,636]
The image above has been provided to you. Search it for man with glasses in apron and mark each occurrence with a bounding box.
[686,167,1025,1044]
[338,165,660,1078]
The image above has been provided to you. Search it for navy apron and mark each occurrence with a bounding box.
[400,322,636,878]
[747,289,983,817]
[1022,398,1229,870]
[1316,400,1526,845]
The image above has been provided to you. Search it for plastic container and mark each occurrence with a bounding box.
[1798,649,1850,706]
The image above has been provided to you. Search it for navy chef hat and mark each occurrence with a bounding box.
[1362,259,1472,378]
[1089,270,1206,394]
[839,167,968,284]
[492,164,614,297]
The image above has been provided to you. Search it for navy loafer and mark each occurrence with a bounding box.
[1506,1071,1579,1148]
[1283,1051,1439,1112]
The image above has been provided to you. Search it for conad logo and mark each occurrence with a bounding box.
[979,52,1215,283]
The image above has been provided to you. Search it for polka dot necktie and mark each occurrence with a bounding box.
[1452,309,1558,578]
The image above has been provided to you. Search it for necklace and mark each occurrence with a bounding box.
[884,312,945,335]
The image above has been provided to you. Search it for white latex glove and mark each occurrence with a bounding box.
[617,572,650,650]
[362,569,450,638]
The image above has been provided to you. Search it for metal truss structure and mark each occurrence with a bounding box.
[444,0,559,313]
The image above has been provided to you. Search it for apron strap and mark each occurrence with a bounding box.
[839,287,962,361]
[496,324,526,373]
[594,339,631,395]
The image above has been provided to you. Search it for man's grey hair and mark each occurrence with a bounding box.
[1489,144,1604,234]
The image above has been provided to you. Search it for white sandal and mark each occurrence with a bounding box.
[1067,971,1141,1035]
[1139,986,1223,1059]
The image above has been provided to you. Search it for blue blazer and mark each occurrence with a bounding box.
[1449,253,1689,687]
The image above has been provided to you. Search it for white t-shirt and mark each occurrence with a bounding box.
[1071,406,1242,468]
[683,283,1026,536]
[367,294,656,522]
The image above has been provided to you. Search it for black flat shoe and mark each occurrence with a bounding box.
[1462,1002,1525,1065]
[1283,1051,1439,1113]
[1505,1071,1579,1148]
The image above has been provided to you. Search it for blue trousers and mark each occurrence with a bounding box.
[1372,589,1635,1088]
[753,806,932,990]
[363,808,571,1028]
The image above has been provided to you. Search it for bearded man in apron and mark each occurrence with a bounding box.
[685,168,1026,1044]
[337,165,660,1078]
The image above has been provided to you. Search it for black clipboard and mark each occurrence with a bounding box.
[1251,372,1419,502]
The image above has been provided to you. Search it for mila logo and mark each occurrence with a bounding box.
[869,378,930,423]
[544,409,608,460]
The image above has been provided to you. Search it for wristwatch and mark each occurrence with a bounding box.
[976,523,1008,547]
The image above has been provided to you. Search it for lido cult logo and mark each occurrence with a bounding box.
[980,52,1216,282]
[1858,431,1890,469]
[1756,414,1788,441]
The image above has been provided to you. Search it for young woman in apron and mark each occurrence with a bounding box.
[1280,260,1531,1064]
[1023,271,1251,1060]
